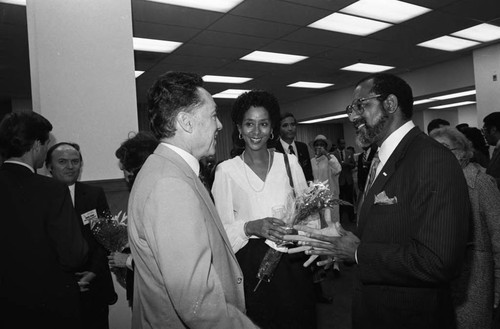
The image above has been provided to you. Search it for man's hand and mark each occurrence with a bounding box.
[75,271,96,292]
[283,225,360,264]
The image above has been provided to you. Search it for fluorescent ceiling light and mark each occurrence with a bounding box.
[300,114,348,124]
[451,23,500,42]
[240,51,308,65]
[135,71,144,78]
[340,0,431,24]
[202,75,252,84]
[308,13,392,36]
[287,81,334,89]
[431,90,476,100]
[413,99,434,105]
[417,36,479,51]
[341,63,394,73]
[133,37,182,53]
[429,101,476,109]
[146,0,243,13]
[212,89,251,99]
[0,0,25,5]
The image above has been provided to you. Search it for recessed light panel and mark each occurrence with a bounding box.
[133,37,182,53]
[452,23,500,43]
[240,51,308,65]
[287,81,334,89]
[431,90,476,100]
[429,101,476,109]
[300,114,348,124]
[212,89,251,99]
[417,36,479,51]
[340,0,431,24]
[0,0,25,5]
[341,63,394,73]
[146,0,243,13]
[135,71,145,78]
[413,99,434,105]
[309,12,392,36]
[202,75,252,84]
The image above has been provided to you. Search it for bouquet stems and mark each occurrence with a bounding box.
[254,248,283,292]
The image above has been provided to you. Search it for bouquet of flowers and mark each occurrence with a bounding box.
[254,181,351,292]
[91,210,129,288]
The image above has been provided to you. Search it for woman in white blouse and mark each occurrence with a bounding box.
[212,90,316,329]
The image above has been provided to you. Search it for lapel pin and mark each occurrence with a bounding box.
[383,172,387,176]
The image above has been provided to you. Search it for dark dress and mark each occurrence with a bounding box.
[236,239,316,329]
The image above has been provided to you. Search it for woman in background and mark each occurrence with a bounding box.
[108,131,159,307]
[212,90,316,329]
[430,126,500,329]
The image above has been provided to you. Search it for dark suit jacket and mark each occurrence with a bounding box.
[0,163,88,329]
[486,147,500,189]
[333,148,356,186]
[357,144,378,191]
[275,139,314,182]
[353,127,470,329]
[74,182,117,308]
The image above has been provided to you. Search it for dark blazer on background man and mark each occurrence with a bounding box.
[74,182,117,329]
[0,163,88,329]
[487,146,500,189]
[354,127,470,328]
[275,139,314,182]
[357,144,378,191]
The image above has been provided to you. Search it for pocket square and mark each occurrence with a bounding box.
[374,191,397,205]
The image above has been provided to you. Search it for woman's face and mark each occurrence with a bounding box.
[432,135,464,162]
[238,106,272,152]
[314,141,327,157]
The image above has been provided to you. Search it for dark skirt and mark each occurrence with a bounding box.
[236,239,317,329]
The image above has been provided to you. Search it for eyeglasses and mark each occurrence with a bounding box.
[345,94,384,117]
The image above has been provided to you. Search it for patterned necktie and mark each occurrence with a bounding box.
[288,145,295,155]
[363,151,380,197]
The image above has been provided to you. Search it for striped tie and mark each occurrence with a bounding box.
[288,145,295,155]
[363,151,380,198]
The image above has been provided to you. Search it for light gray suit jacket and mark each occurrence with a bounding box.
[128,144,257,329]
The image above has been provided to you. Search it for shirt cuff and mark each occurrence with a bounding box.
[355,248,359,264]
[126,254,133,270]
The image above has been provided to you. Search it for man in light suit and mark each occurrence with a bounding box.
[286,73,470,329]
[274,112,314,182]
[128,71,258,328]
[0,112,88,329]
[45,142,117,329]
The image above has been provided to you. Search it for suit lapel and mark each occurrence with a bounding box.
[358,127,421,231]
[155,145,236,259]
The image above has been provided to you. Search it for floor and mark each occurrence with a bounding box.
[316,220,356,329]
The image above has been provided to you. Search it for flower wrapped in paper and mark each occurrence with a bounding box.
[91,211,129,288]
[254,181,351,291]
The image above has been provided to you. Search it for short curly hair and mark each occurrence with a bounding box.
[147,71,204,139]
[0,112,52,159]
[429,126,474,160]
[231,90,281,148]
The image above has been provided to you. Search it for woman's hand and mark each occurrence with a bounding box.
[245,217,290,244]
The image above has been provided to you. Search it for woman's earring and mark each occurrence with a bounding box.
[239,133,243,140]
[270,132,274,140]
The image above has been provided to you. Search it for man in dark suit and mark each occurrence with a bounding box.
[356,142,378,192]
[287,73,470,329]
[483,112,500,189]
[275,112,314,182]
[46,142,117,329]
[0,112,88,329]
[332,138,356,222]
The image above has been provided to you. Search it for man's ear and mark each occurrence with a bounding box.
[176,111,194,133]
[383,94,398,113]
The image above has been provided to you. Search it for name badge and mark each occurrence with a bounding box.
[81,209,98,226]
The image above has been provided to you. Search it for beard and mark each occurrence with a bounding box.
[354,108,389,148]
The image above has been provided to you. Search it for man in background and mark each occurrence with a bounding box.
[0,112,88,329]
[483,112,500,189]
[333,138,356,222]
[128,71,257,328]
[275,112,314,182]
[46,142,117,329]
[427,118,450,134]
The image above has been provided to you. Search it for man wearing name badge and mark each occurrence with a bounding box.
[286,73,470,329]
[46,142,117,329]
[128,71,258,328]
[275,112,314,182]
[0,112,88,329]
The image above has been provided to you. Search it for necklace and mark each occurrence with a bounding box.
[242,149,272,193]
